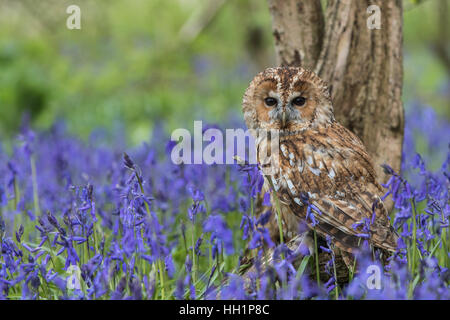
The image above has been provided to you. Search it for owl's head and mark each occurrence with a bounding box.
[242,67,334,132]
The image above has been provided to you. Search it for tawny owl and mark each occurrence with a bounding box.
[242,67,398,262]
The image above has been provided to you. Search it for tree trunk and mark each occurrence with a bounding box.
[268,0,404,186]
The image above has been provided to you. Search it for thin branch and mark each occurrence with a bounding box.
[178,0,228,44]
[431,0,450,75]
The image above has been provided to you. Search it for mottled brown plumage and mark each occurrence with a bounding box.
[242,67,398,260]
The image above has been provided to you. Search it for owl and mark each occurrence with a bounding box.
[242,67,398,264]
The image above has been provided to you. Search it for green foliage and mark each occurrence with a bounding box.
[0,0,448,144]
[0,0,273,145]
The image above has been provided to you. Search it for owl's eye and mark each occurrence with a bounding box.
[292,96,307,107]
[264,97,277,107]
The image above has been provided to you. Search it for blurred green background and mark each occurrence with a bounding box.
[0,0,448,146]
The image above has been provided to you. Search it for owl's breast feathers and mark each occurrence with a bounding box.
[264,122,398,253]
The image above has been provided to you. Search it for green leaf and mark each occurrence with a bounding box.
[296,255,311,279]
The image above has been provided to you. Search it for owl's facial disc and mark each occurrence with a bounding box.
[285,92,308,126]
[264,91,307,130]
[265,90,289,129]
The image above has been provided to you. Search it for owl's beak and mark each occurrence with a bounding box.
[281,111,287,128]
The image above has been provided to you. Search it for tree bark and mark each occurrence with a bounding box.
[268,0,404,186]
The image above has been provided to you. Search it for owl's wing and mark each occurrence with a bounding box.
[276,124,397,252]
[300,185,397,253]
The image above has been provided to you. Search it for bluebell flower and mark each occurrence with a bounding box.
[164,254,175,279]
[248,227,274,249]
[203,214,234,255]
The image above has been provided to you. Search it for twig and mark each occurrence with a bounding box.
[178,0,228,43]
